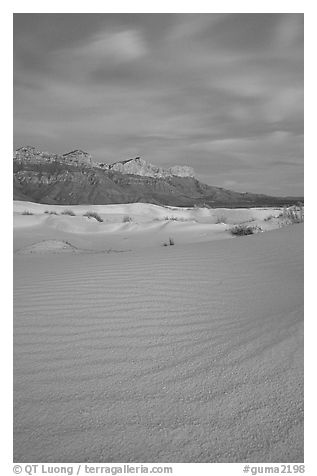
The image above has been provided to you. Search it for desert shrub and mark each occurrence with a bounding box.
[22,210,34,215]
[164,216,190,222]
[122,215,132,223]
[61,209,76,216]
[163,237,175,246]
[44,210,58,215]
[279,205,304,224]
[215,215,227,224]
[154,216,187,222]
[83,211,103,222]
[230,224,255,236]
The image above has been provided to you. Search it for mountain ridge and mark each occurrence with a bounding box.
[14,146,195,179]
[102,156,195,178]
[13,146,303,208]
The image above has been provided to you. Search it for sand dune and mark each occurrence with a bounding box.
[14,213,303,462]
[13,200,282,224]
[16,239,81,254]
[13,201,286,253]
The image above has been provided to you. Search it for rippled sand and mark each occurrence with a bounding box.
[14,206,303,462]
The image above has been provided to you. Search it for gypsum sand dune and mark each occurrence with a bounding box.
[16,239,81,254]
[13,201,288,252]
[15,240,130,255]
[13,224,303,462]
[13,200,284,224]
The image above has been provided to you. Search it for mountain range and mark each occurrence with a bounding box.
[13,146,303,208]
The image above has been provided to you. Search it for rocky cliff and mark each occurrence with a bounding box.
[14,146,93,167]
[102,157,195,178]
[13,146,303,207]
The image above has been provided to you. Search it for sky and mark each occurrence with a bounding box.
[13,13,304,196]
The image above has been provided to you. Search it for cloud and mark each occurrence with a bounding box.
[59,29,148,66]
[13,13,304,196]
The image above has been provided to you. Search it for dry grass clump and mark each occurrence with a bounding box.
[153,216,191,222]
[122,215,132,223]
[61,209,76,216]
[215,215,227,224]
[162,237,175,246]
[22,210,34,215]
[44,210,59,215]
[83,211,103,222]
[279,205,304,224]
[164,216,182,221]
[230,224,256,236]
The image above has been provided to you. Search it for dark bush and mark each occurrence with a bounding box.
[61,209,76,216]
[83,211,103,222]
[230,225,255,236]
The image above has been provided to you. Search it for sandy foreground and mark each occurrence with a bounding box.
[13,202,303,462]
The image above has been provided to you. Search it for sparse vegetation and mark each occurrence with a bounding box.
[279,205,304,224]
[153,216,192,222]
[122,215,132,223]
[164,216,189,222]
[22,210,34,215]
[61,209,76,216]
[230,224,256,236]
[44,210,59,215]
[162,237,175,246]
[83,211,103,222]
[215,215,227,224]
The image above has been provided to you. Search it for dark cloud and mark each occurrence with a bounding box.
[13,13,304,195]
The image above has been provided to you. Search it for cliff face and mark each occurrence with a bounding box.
[103,157,195,179]
[15,148,194,178]
[14,146,92,167]
[13,146,303,207]
[14,146,60,163]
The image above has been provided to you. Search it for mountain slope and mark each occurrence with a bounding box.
[104,156,195,178]
[13,147,303,207]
